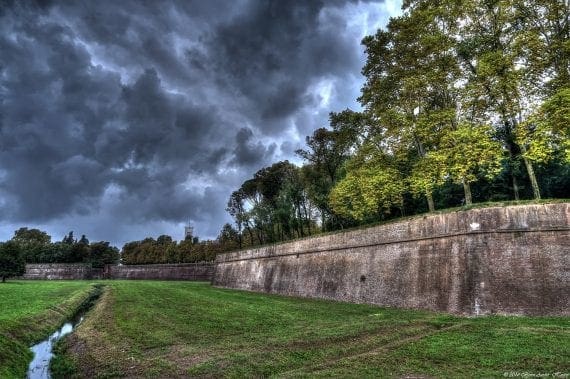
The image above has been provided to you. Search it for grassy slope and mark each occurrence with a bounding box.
[59,281,569,378]
[0,280,95,378]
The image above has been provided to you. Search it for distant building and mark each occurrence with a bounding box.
[184,225,194,240]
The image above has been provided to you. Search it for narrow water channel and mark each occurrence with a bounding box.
[27,284,103,379]
[27,315,84,379]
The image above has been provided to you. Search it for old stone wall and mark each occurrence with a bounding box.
[22,262,215,281]
[23,263,97,280]
[213,203,570,316]
[106,263,215,280]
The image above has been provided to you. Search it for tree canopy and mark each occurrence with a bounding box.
[220,0,569,253]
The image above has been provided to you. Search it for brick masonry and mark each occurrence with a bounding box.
[22,262,215,281]
[106,263,215,280]
[23,263,98,280]
[213,203,570,316]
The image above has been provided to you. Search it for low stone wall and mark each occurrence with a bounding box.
[213,203,570,316]
[22,262,215,281]
[107,263,215,280]
[22,263,98,280]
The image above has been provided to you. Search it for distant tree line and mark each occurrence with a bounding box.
[120,228,239,265]
[221,0,569,250]
[2,227,119,267]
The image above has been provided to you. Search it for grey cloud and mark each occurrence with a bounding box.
[232,127,276,167]
[0,0,388,244]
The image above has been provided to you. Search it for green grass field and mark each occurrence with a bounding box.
[58,281,569,378]
[0,281,96,378]
[1,281,568,378]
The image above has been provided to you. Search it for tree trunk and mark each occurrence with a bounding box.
[297,205,304,238]
[426,192,435,212]
[512,175,520,201]
[501,115,522,201]
[2,276,5,283]
[246,227,254,246]
[522,156,541,200]
[462,179,473,205]
[303,202,311,236]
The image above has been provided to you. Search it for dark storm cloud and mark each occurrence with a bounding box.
[208,0,366,133]
[0,0,391,244]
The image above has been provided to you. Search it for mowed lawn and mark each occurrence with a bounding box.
[0,281,96,378]
[50,281,569,378]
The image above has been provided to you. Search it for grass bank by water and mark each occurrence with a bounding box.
[0,280,96,378]
[55,281,569,378]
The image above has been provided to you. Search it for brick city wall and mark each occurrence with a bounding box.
[22,263,98,280]
[106,262,215,280]
[22,262,215,281]
[213,203,570,316]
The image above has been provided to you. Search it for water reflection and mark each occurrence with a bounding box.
[27,316,83,379]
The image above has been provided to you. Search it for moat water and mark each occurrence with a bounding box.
[27,314,84,379]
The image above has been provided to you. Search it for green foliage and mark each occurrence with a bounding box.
[11,227,51,263]
[0,241,25,282]
[89,242,120,268]
[120,234,222,265]
[330,148,405,220]
[5,228,120,267]
[224,160,319,247]
[434,123,504,185]
[221,0,569,250]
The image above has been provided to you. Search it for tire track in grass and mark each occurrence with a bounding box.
[278,322,469,377]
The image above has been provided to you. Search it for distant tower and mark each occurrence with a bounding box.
[184,224,194,240]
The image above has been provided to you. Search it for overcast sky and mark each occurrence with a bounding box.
[0,0,401,247]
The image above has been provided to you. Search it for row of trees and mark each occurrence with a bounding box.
[120,227,241,264]
[0,227,120,281]
[6,227,119,267]
[333,0,569,219]
[223,0,569,249]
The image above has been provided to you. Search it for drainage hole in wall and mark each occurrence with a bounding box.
[360,275,366,283]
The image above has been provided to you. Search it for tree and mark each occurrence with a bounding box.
[217,223,240,251]
[360,4,461,211]
[78,234,89,245]
[431,123,504,204]
[89,242,120,268]
[454,0,563,200]
[12,227,51,245]
[330,144,406,220]
[10,227,51,263]
[517,87,570,166]
[0,241,25,282]
[227,190,249,247]
[513,0,570,95]
[62,231,75,244]
[296,112,362,229]
[69,236,90,263]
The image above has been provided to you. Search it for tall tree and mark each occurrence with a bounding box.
[296,111,362,229]
[227,190,251,247]
[360,3,463,210]
[10,228,51,263]
[455,0,556,199]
